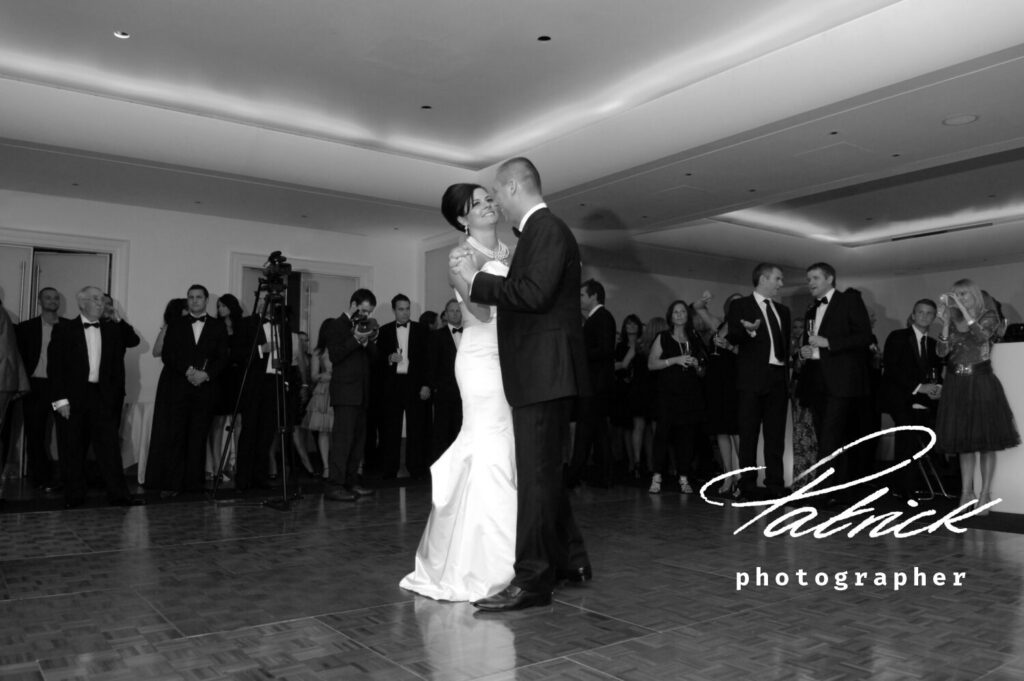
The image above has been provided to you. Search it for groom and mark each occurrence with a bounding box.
[454,157,593,611]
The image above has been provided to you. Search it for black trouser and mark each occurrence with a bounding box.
[510,398,589,594]
[378,375,428,478]
[165,387,216,493]
[236,374,279,489]
[568,394,612,485]
[55,385,129,505]
[736,366,789,493]
[889,407,936,496]
[330,404,366,488]
[810,394,859,486]
[23,377,57,486]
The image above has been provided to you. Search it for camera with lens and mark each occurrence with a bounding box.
[259,251,292,295]
[351,309,379,341]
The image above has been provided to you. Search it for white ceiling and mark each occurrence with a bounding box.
[2,0,1024,281]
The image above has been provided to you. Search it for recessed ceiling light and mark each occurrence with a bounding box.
[71,182,79,186]
[194,201,202,205]
[748,188,757,193]
[942,114,978,126]
[891,153,901,158]
[113,30,130,39]
[537,35,551,41]
[420,105,432,110]
[829,131,839,135]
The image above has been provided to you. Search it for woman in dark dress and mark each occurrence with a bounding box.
[612,314,644,479]
[694,292,743,495]
[143,298,188,490]
[935,279,1020,515]
[208,294,245,479]
[646,300,707,494]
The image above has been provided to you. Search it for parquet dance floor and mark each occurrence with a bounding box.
[1,481,1022,680]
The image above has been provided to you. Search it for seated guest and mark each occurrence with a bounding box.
[49,286,143,508]
[880,299,944,498]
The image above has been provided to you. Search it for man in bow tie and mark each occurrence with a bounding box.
[376,293,431,479]
[426,298,463,464]
[798,263,874,491]
[151,284,229,496]
[48,286,143,508]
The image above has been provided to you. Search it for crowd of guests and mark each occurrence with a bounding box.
[566,264,1019,515]
[0,261,1019,513]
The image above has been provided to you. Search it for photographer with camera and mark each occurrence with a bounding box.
[324,288,379,501]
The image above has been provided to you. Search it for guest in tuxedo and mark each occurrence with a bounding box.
[880,299,944,498]
[567,279,616,488]
[15,286,64,489]
[455,157,591,611]
[145,284,229,497]
[324,288,378,501]
[798,262,874,489]
[726,263,791,500]
[427,298,463,464]
[48,286,143,508]
[100,293,141,433]
[376,294,431,479]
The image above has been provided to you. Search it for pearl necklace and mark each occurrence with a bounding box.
[466,235,510,264]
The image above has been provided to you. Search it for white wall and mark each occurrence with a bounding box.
[845,260,1024,343]
[0,189,422,407]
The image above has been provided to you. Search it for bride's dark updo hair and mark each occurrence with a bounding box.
[441,183,485,232]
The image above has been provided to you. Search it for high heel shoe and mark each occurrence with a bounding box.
[977,493,993,517]
[958,492,977,509]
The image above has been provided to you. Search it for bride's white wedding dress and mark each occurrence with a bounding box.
[400,259,516,601]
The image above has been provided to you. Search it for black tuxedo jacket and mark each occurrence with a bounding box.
[377,320,429,392]
[326,313,377,407]
[47,319,130,410]
[803,288,873,398]
[426,326,460,403]
[725,294,791,392]
[160,314,230,402]
[471,207,590,407]
[583,306,617,398]
[16,316,67,375]
[880,327,944,416]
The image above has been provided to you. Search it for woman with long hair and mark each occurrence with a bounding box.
[935,279,1020,515]
[208,293,245,480]
[646,300,707,494]
[302,318,335,479]
[612,314,645,479]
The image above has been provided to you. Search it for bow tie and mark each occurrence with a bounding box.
[815,296,829,307]
[512,226,522,239]
[397,322,408,328]
[452,327,463,334]
[191,315,208,324]
[83,321,100,328]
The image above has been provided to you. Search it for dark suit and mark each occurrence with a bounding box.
[726,294,791,495]
[326,313,377,488]
[15,316,64,486]
[880,327,944,495]
[155,314,229,492]
[799,288,873,484]
[376,320,430,478]
[426,325,462,462]
[470,206,590,594]
[47,318,133,505]
[568,305,616,486]
[108,319,141,431]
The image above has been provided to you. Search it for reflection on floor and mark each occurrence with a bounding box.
[1,481,1022,680]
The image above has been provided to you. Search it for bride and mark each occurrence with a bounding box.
[399,183,517,601]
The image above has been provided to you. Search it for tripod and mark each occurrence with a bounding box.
[211,287,302,510]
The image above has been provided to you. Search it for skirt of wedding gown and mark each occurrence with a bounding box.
[399,316,517,602]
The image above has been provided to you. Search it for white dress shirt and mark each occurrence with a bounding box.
[395,323,410,374]
[753,292,785,367]
[810,287,835,360]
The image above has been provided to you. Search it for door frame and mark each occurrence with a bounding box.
[0,226,129,314]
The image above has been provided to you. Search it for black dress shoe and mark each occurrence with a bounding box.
[472,585,552,611]
[556,565,593,584]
